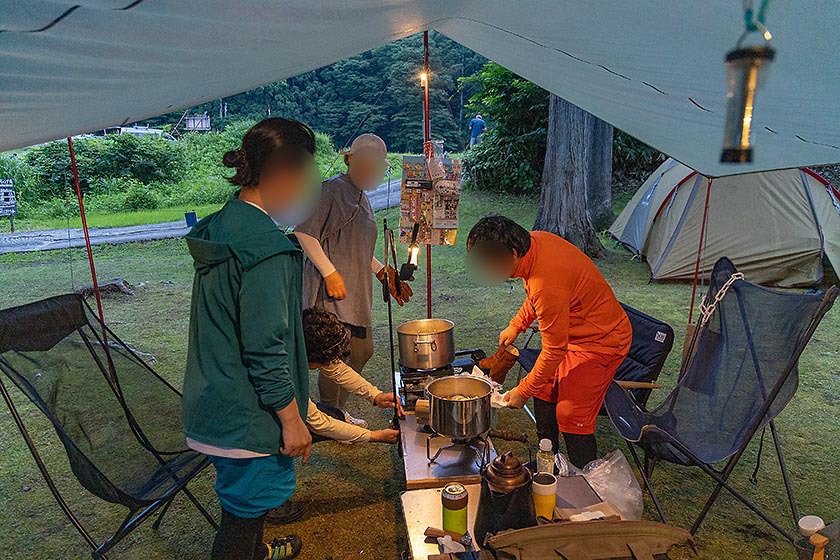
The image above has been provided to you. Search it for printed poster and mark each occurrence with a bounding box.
[399,155,462,246]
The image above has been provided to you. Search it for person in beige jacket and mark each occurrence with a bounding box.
[302,307,402,445]
[269,308,402,525]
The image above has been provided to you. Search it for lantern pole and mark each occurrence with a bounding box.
[423,31,432,319]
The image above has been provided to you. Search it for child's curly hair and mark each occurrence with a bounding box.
[302,308,351,365]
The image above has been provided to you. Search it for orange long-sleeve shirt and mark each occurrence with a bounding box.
[511,231,632,400]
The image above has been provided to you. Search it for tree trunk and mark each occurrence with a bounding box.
[586,115,614,231]
[534,95,604,257]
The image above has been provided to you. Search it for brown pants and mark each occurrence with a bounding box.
[318,325,374,409]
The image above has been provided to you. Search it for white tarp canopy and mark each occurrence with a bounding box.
[1,1,839,177]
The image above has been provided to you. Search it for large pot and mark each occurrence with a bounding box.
[397,318,455,370]
[426,375,492,441]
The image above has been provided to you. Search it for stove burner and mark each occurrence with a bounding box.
[426,432,491,469]
[399,349,486,411]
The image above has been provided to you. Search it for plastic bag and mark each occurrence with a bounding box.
[581,450,644,521]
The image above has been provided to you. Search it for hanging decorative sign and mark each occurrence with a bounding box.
[400,150,461,246]
[0,179,16,217]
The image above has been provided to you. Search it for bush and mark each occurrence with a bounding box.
[122,180,161,211]
[9,121,342,217]
[613,130,664,180]
[23,135,184,203]
[461,63,549,194]
[463,130,545,194]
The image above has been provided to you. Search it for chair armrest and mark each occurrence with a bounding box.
[615,381,662,390]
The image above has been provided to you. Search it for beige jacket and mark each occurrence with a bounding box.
[306,361,382,443]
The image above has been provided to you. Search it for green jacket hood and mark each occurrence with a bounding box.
[185,199,299,274]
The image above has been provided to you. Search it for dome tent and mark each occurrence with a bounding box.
[609,159,840,287]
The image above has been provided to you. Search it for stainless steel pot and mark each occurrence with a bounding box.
[397,318,455,370]
[426,375,492,441]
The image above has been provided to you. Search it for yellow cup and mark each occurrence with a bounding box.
[532,472,557,520]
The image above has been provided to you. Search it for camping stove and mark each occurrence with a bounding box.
[426,431,492,469]
[398,349,485,411]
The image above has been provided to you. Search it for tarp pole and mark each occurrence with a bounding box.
[423,30,432,319]
[688,177,713,323]
[67,137,107,338]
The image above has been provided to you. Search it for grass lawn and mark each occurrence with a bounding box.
[0,190,837,559]
[5,204,225,233]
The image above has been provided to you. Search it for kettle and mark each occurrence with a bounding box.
[474,451,537,546]
[484,451,531,492]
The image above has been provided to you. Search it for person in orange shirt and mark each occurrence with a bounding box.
[467,216,632,468]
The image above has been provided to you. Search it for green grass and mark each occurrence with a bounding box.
[6,204,224,233]
[0,192,837,559]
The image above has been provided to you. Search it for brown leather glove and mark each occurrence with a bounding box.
[376,265,413,306]
[478,345,520,385]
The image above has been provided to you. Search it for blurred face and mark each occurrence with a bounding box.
[256,158,320,224]
[347,150,389,190]
[467,245,519,285]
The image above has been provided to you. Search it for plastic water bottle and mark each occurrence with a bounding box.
[536,438,554,474]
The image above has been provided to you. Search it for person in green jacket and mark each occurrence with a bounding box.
[183,118,320,560]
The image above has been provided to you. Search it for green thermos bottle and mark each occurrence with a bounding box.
[441,483,468,535]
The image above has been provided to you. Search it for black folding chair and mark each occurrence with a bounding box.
[0,294,218,559]
[515,302,675,416]
[605,258,838,543]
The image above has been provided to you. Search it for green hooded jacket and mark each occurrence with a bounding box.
[182,198,309,455]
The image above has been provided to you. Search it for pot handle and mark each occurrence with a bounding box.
[413,340,438,352]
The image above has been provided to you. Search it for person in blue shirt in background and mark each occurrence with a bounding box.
[468,114,487,147]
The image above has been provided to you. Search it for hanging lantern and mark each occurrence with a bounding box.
[720,45,774,163]
[721,0,774,164]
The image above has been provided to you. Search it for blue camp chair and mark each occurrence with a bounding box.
[605,258,838,543]
[515,302,675,414]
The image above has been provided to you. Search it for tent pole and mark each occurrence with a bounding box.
[688,177,713,323]
[423,30,432,319]
[67,137,107,337]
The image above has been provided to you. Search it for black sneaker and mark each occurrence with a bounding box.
[265,501,304,525]
[265,534,302,559]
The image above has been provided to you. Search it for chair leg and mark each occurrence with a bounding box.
[768,420,799,526]
[152,496,175,530]
[626,442,668,523]
[689,456,798,543]
[181,486,219,530]
[690,458,733,536]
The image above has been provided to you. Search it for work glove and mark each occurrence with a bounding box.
[376,265,413,306]
[478,345,520,385]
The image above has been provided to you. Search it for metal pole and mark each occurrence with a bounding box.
[423,30,432,319]
[383,219,402,452]
[68,137,107,342]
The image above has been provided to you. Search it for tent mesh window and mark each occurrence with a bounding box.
[0,294,207,511]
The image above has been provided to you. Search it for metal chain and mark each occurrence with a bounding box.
[698,272,745,327]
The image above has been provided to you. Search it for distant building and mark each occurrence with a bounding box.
[185,114,211,132]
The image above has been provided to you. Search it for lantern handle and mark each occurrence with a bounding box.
[739,0,772,47]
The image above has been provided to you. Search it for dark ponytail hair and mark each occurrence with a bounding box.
[223,118,317,187]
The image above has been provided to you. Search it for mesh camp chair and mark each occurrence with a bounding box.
[515,302,675,411]
[605,258,838,543]
[0,294,217,559]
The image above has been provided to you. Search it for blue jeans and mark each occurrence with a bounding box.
[209,454,295,518]
[470,135,483,147]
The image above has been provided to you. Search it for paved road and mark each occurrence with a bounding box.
[0,180,402,255]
